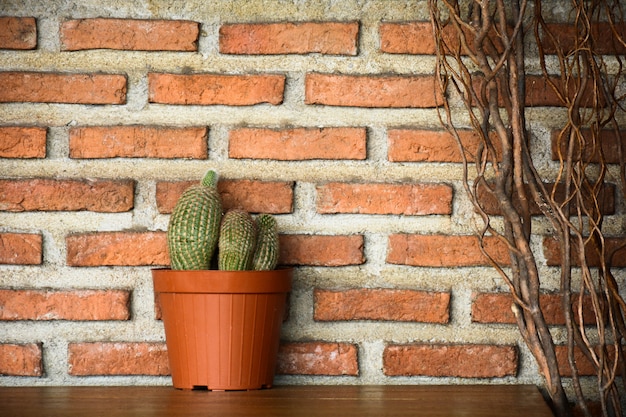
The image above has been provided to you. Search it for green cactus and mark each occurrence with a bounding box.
[251,214,280,271]
[167,170,222,270]
[218,209,257,271]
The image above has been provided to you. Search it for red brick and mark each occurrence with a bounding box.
[61,18,199,51]
[0,289,130,321]
[543,236,626,267]
[0,233,42,265]
[0,17,37,50]
[554,345,624,377]
[379,22,435,54]
[541,23,626,55]
[0,343,43,376]
[66,231,168,267]
[0,126,47,158]
[0,72,126,104]
[156,179,293,214]
[148,73,285,105]
[229,127,366,160]
[383,344,518,378]
[477,181,615,216]
[316,182,452,215]
[276,342,358,376]
[472,292,599,326]
[388,129,501,163]
[279,234,365,266]
[220,22,358,55]
[305,73,443,108]
[551,129,626,164]
[69,126,208,159]
[68,342,169,376]
[315,288,450,323]
[0,178,134,212]
[387,234,510,267]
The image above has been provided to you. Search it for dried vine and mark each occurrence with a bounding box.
[428,1,626,416]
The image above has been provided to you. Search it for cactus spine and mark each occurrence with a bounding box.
[218,209,257,271]
[251,214,280,271]
[167,170,222,270]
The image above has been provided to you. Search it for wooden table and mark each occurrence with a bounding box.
[0,385,554,416]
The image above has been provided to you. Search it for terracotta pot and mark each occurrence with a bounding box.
[152,268,292,390]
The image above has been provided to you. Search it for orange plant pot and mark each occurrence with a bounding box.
[152,268,292,390]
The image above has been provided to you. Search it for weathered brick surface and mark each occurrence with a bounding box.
[383,344,518,378]
[387,234,510,267]
[0,126,47,158]
[0,289,130,321]
[156,179,294,214]
[68,342,170,376]
[305,73,443,108]
[69,126,208,159]
[314,288,450,323]
[0,72,126,104]
[0,343,43,376]
[61,18,199,51]
[0,17,37,50]
[379,22,436,54]
[541,23,626,55]
[472,292,599,325]
[388,129,501,163]
[148,73,285,105]
[66,232,168,267]
[316,182,452,215]
[229,127,367,160]
[279,234,365,266]
[0,233,42,265]
[220,22,358,55]
[276,342,359,376]
[551,129,626,164]
[543,236,626,267]
[0,178,134,212]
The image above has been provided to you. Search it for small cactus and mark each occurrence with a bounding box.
[251,214,280,271]
[167,170,222,270]
[218,209,257,271]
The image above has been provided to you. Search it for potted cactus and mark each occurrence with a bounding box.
[152,169,292,391]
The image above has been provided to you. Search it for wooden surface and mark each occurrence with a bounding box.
[0,385,554,417]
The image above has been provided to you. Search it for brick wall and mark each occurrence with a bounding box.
[0,1,624,390]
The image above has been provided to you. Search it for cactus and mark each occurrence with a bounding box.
[167,170,222,270]
[218,209,257,271]
[251,214,280,271]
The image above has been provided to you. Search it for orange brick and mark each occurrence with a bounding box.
[305,73,443,108]
[229,127,366,160]
[387,234,510,267]
[68,342,169,376]
[0,72,126,104]
[220,22,358,55]
[471,292,599,326]
[148,73,285,105]
[279,234,365,266]
[0,343,43,376]
[0,126,47,158]
[0,233,42,265]
[276,342,358,376]
[544,236,626,268]
[551,129,626,164]
[0,289,130,321]
[61,18,199,51]
[541,23,626,55]
[554,345,624,377]
[69,126,208,159]
[316,182,452,215]
[388,129,501,163]
[0,17,37,50]
[0,178,134,212]
[66,231,168,267]
[379,22,436,54]
[314,288,450,323]
[156,179,294,214]
[383,344,518,378]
